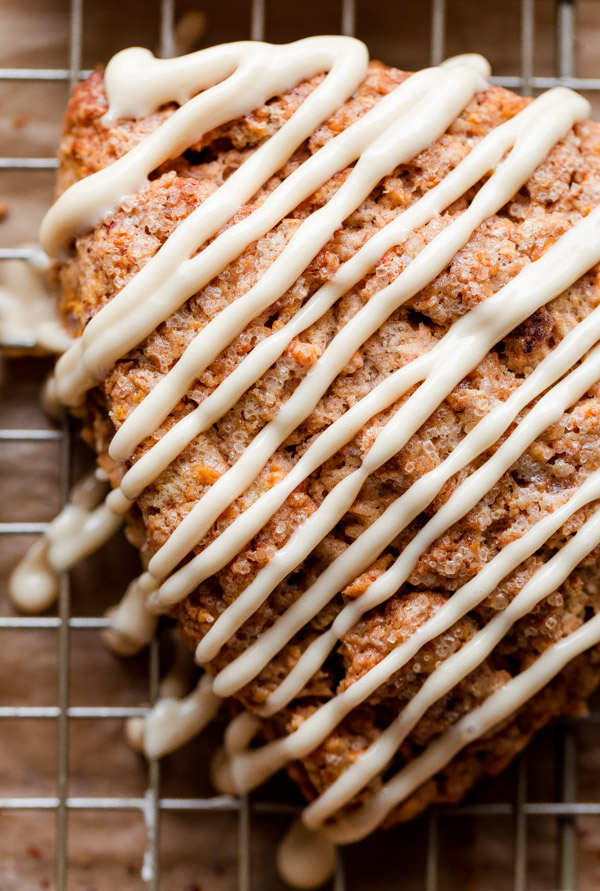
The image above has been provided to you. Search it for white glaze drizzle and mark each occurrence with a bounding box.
[9,539,60,615]
[10,469,161,651]
[9,469,118,612]
[223,710,262,755]
[128,672,220,759]
[126,632,201,753]
[0,248,72,353]
[102,574,158,656]
[29,36,600,853]
[276,818,337,890]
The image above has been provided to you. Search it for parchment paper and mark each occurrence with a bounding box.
[3,2,600,889]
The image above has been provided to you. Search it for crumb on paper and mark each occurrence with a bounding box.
[11,113,28,130]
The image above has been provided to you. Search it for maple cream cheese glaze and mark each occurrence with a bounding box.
[10,32,600,875]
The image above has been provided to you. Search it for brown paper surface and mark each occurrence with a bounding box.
[3,2,600,889]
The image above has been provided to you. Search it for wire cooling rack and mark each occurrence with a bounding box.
[3,1,600,889]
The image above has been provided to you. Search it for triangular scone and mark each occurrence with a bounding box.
[50,47,600,835]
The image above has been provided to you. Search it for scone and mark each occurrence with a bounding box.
[18,37,600,846]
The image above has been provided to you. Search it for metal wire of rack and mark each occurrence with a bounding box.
[1,1,600,888]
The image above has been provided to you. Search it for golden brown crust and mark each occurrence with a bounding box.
[55,62,600,827]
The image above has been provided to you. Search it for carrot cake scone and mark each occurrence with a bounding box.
[11,38,600,866]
